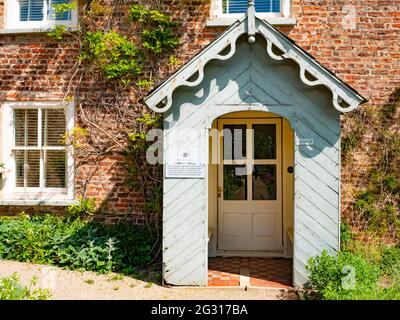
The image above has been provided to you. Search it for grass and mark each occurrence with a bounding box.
[84,279,95,285]
[108,274,124,281]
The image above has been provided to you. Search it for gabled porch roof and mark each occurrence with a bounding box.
[143,4,367,113]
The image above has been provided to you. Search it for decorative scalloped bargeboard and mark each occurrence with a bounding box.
[144,5,366,114]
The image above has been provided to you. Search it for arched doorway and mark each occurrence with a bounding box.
[207,111,294,288]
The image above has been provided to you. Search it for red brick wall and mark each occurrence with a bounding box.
[0,1,399,218]
[289,0,400,105]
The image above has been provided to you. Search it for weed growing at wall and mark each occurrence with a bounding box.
[307,224,400,300]
[0,273,51,300]
[342,92,400,242]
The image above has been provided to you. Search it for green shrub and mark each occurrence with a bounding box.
[0,215,156,274]
[380,245,400,279]
[66,197,97,218]
[340,223,353,249]
[342,132,360,156]
[379,282,400,300]
[307,250,381,300]
[307,248,400,300]
[0,273,51,300]
[353,191,376,212]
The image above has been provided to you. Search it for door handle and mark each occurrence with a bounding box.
[287,166,294,174]
[217,186,223,198]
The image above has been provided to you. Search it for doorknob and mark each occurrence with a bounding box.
[217,186,223,198]
[287,166,294,174]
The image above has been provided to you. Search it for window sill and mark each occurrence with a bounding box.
[0,26,79,35]
[206,17,297,27]
[0,199,78,206]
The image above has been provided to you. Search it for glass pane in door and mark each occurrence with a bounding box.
[223,165,247,200]
[223,124,246,160]
[252,165,276,200]
[253,124,276,159]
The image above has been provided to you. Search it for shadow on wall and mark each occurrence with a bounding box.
[169,34,339,159]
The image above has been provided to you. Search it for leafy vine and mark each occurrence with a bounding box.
[45,0,190,263]
[342,91,400,242]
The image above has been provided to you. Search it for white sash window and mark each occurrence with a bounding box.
[0,102,74,201]
[5,0,78,30]
[212,0,291,18]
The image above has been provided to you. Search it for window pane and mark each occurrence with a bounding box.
[49,0,72,21]
[222,0,280,14]
[14,109,38,147]
[252,165,276,200]
[45,150,66,187]
[223,165,247,200]
[15,150,40,187]
[42,109,66,146]
[27,109,38,146]
[15,151,25,187]
[14,109,26,147]
[20,0,44,21]
[223,124,246,160]
[253,124,276,159]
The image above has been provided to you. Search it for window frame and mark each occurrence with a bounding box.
[1,101,75,201]
[4,0,78,31]
[212,0,291,19]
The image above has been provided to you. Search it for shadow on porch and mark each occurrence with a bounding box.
[208,257,292,288]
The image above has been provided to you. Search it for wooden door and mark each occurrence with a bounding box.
[217,118,283,251]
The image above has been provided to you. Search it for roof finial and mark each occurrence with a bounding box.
[247,0,256,44]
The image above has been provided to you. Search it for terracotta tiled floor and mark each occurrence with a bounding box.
[208,257,292,288]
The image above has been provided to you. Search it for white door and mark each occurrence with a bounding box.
[217,118,283,251]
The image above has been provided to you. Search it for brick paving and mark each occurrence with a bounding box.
[208,257,292,288]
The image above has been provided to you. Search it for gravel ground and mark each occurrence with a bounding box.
[0,260,297,300]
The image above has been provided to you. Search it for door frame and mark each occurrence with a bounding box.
[207,111,295,258]
[216,117,283,254]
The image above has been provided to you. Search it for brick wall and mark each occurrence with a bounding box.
[289,0,400,105]
[0,1,399,219]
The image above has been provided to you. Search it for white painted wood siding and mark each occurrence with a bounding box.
[162,36,340,287]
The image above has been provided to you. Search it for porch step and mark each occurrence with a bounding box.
[215,250,285,258]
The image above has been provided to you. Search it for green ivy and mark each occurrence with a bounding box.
[52,0,76,14]
[129,4,178,27]
[80,31,142,84]
[129,4,180,54]
[141,28,180,54]
[136,79,154,90]
[48,4,179,85]
[47,25,68,41]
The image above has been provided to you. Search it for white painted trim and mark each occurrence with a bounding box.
[0,26,79,34]
[3,0,78,32]
[207,16,296,27]
[144,15,366,113]
[0,101,75,202]
[210,0,291,19]
[0,199,78,206]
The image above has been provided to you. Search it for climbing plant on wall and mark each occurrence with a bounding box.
[341,90,400,242]
[46,0,189,262]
